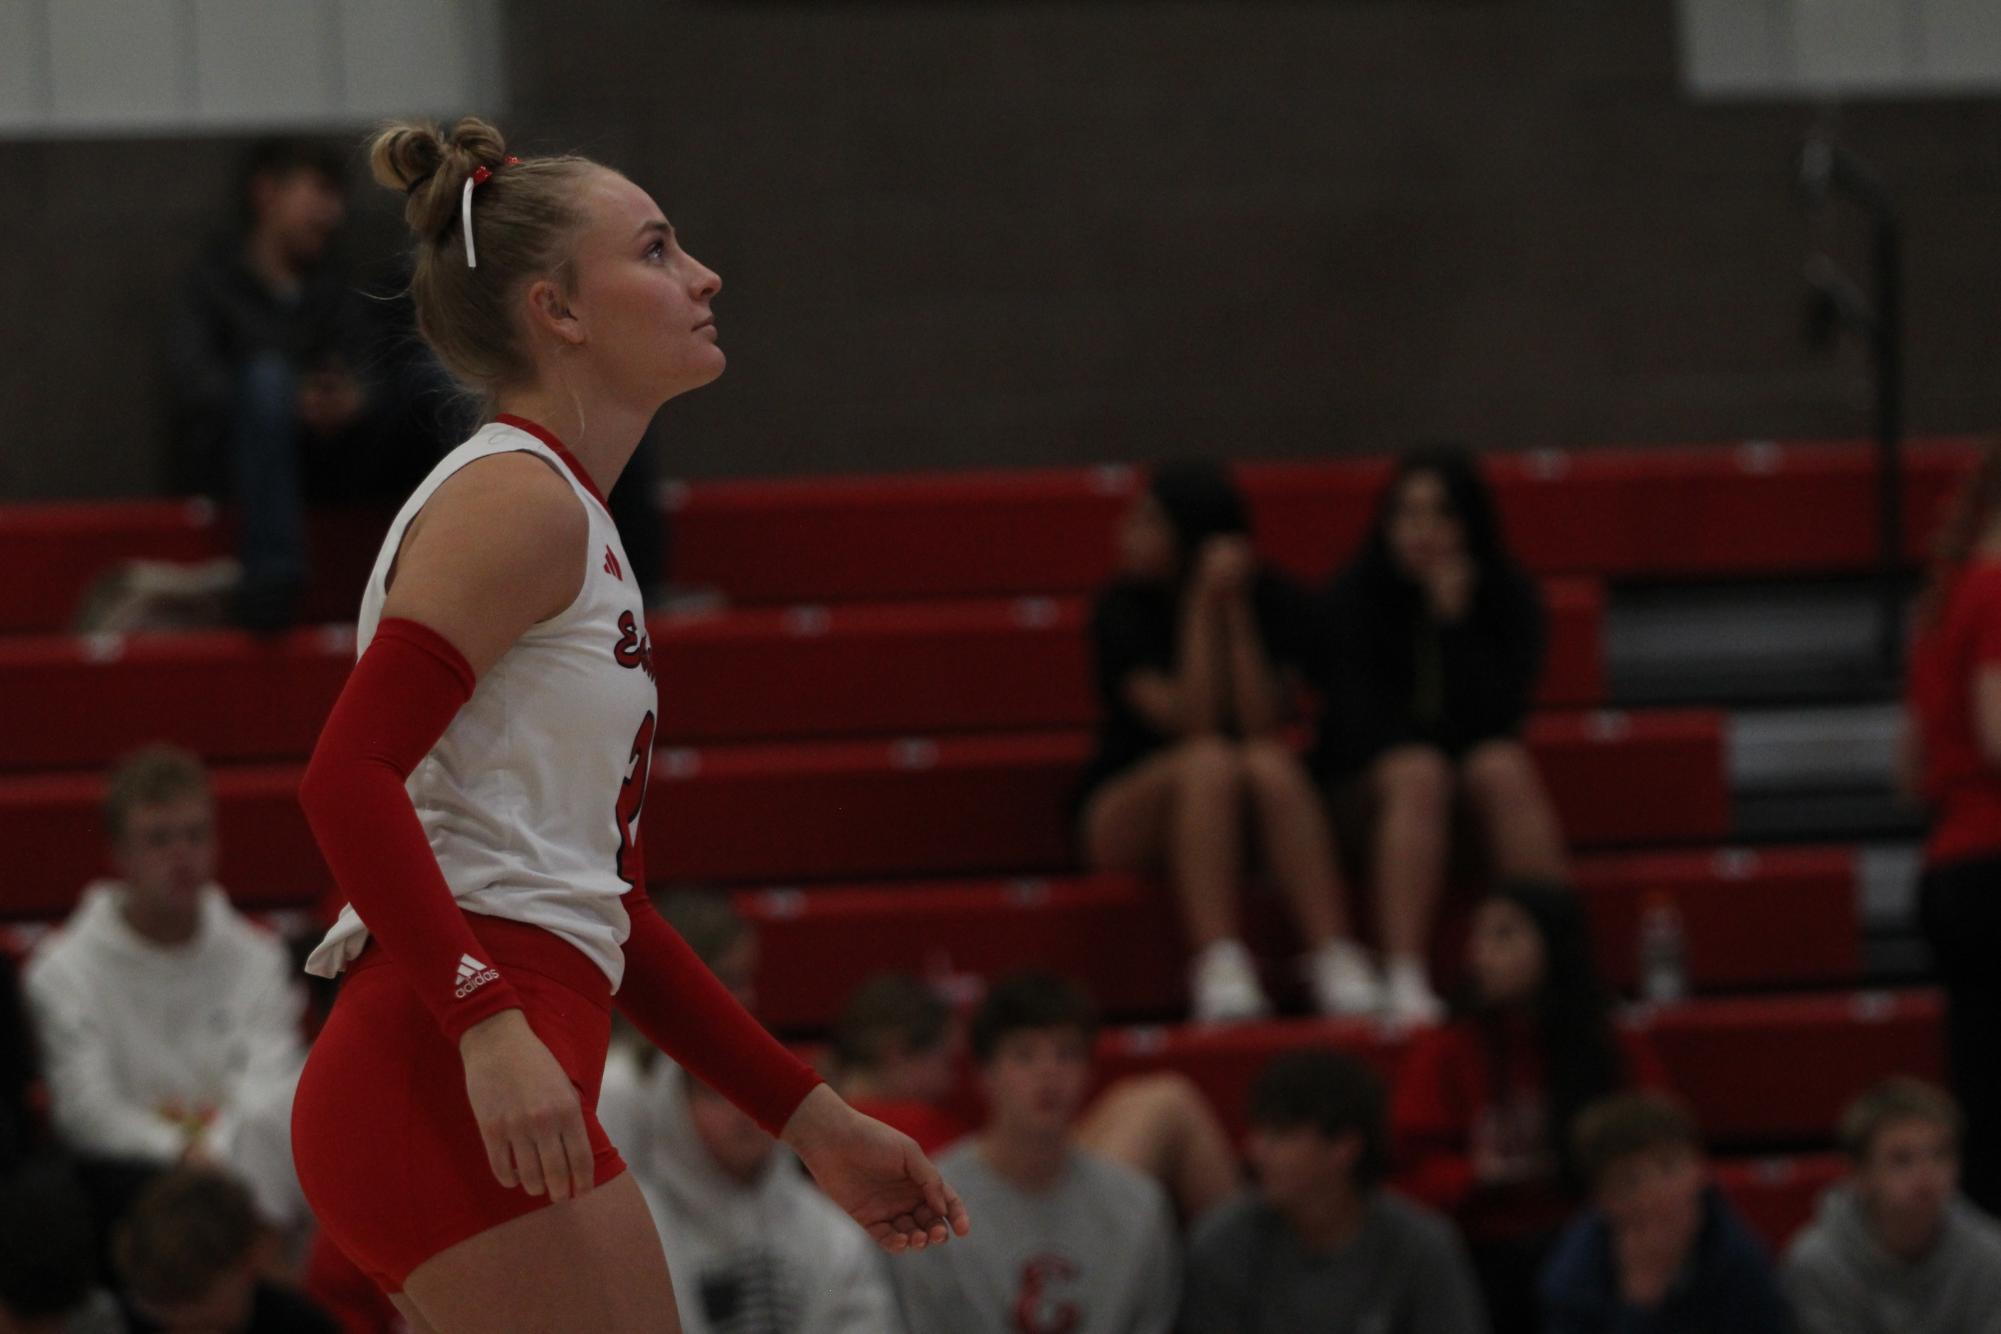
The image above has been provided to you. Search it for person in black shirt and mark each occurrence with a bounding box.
[1079,461,1377,1023]
[1314,446,1567,1029]
[164,139,453,632]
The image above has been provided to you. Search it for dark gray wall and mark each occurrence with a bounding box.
[6,0,2001,498]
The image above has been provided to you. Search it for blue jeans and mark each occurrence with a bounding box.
[229,353,308,626]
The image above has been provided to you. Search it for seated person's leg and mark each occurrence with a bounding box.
[228,352,308,631]
[1459,739,1568,882]
[1084,741,1266,1022]
[1370,745,1454,1027]
[1238,739,1379,1016]
[1074,1072,1241,1222]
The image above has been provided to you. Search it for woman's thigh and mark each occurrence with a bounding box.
[1081,745,1214,870]
[400,1172,679,1334]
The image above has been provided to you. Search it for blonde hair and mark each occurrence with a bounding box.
[366,117,604,397]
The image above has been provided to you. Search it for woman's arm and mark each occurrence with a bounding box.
[1973,665,2001,768]
[298,452,597,1199]
[1169,541,1238,736]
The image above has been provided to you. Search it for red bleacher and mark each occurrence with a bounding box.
[1091,991,1944,1148]
[0,437,1959,1252]
[0,580,1607,771]
[739,850,1857,1030]
[668,439,1975,601]
[0,710,1723,912]
[0,439,1975,634]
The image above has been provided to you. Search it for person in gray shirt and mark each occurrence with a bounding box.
[1785,1078,2001,1334]
[1183,1048,1489,1334]
[887,973,1180,1334]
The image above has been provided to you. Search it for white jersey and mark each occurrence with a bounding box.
[304,417,658,991]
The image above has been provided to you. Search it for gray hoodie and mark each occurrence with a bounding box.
[1784,1182,2001,1334]
[620,1058,903,1334]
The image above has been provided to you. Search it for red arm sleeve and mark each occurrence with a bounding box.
[1390,1027,1478,1213]
[297,617,525,1041]
[614,885,823,1136]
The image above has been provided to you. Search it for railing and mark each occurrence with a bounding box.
[1800,135,1904,676]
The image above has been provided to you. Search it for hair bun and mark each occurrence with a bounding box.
[368,117,511,241]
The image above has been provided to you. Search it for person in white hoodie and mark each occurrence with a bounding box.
[620,1057,902,1334]
[1785,1078,2001,1334]
[21,745,305,1170]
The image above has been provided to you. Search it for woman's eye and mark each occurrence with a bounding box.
[646,241,666,261]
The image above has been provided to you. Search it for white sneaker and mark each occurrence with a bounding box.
[1307,940,1383,1018]
[1382,957,1447,1031]
[1190,940,1272,1024]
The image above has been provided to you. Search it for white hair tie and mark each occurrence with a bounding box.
[459,157,517,269]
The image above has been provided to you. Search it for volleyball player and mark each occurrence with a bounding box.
[289,118,968,1334]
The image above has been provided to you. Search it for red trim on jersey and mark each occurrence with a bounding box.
[494,413,610,511]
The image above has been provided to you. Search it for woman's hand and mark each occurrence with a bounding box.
[460,1009,596,1202]
[782,1085,972,1253]
[1424,554,1475,622]
[1196,537,1256,604]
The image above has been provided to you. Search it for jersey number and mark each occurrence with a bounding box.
[615,712,657,889]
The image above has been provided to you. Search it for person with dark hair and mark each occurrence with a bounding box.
[1784,1079,2001,1332]
[1541,1093,1789,1334]
[830,973,971,1156]
[889,973,1180,1333]
[164,136,451,631]
[1905,439,2001,1216]
[0,1160,123,1334]
[1182,1049,1488,1333]
[1316,445,1568,1028]
[22,746,305,1171]
[831,971,1242,1218]
[289,117,964,1332]
[113,1169,337,1333]
[1391,882,1667,1333]
[1078,459,1373,1024]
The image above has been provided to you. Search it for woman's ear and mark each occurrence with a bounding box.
[524,276,585,346]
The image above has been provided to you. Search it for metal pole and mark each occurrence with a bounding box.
[1874,209,1904,676]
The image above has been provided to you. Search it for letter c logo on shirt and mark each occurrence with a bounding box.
[1013,1253,1080,1334]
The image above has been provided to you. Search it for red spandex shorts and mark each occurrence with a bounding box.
[291,915,627,1294]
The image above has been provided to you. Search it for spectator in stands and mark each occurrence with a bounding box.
[1078,459,1374,1024]
[1183,1048,1489,1333]
[1541,1093,1789,1334]
[831,971,1242,1219]
[1393,881,1667,1334]
[21,746,306,1183]
[0,1160,123,1334]
[1905,439,2001,1215]
[887,972,1180,1333]
[1316,445,1566,1028]
[597,887,756,1156]
[1784,1078,2001,1332]
[0,949,37,1175]
[112,1169,336,1334]
[164,138,450,631]
[625,1061,902,1334]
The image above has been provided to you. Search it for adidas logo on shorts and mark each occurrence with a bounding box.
[454,954,500,1000]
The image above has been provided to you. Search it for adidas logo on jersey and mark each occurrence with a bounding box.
[454,954,500,1000]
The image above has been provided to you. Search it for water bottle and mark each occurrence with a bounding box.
[1638,890,1688,1005]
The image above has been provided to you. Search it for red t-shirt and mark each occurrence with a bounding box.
[1390,1014,1670,1245]
[1908,561,2001,866]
